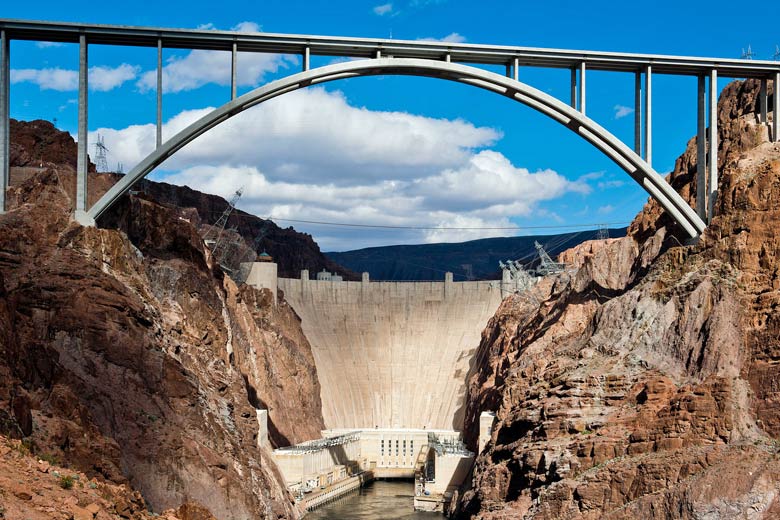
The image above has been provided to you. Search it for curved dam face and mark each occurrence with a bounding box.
[278,273,503,431]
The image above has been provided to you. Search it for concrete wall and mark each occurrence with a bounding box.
[243,262,278,304]
[278,274,502,430]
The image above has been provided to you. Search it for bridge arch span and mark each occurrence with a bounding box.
[86,58,706,238]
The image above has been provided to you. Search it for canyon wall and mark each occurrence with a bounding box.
[456,80,780,518]
[1,152,325,518]
[279,276,504,430]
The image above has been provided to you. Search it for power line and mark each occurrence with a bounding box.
[262,216,632,231]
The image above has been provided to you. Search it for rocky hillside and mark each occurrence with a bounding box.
[8,118,356,281]
[327,228,626,282]
[0,160,325,517]
[457,79,780,518]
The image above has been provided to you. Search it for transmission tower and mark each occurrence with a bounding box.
[596,225,609,240]
[774,45,780,61]
[741,45,755,60]
[116,162,124,174]
[94,134,110,172]
[203,188,243,262]
[533,241,566,276]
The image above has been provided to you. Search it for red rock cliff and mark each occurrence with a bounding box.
[458,79,780,518]
[0,146,325,518]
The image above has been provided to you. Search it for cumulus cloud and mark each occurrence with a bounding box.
[419,32,466,43]
[92,87,501,182]
[11,64,140,91]
[373,3,394,15]
[91,87,586,249]
[36,41,64,49]
[135,21,293,93]
[613,104,634,119]
[137,50,296,93]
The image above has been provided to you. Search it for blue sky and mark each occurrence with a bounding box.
[4,1,778,250]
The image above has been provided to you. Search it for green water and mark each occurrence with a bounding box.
[306,480,439,519]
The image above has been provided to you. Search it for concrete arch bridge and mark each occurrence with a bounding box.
[1,20,779,239]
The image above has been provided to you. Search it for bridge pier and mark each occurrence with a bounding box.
[0,29,8,214]
[774,72,779,143]
[644,65,652,167]
[157,39,163,148]
[579,62,586,115]
[760,78,768,125]
[708,69,718,222]
[697,75,707,221]
[303,46,311,72]
[75,34,89,222]
[634,71,642,156]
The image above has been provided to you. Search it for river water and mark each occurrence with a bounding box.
[306,480,438,520]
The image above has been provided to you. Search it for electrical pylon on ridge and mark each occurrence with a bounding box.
[94,134,110,173]
[596,225,609,240]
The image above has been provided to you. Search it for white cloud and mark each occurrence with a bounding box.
[90,64,140,91]
[419,32,466,43]
[597,204,615,214]
[613,104,634,119]
[92,87,501,182]
[597,179,625,190]
[136,48,296,93]
[36,41,64,49]
[91,87,586,250]
[373,3,394,15]
[11,64,139,91]
[11,68,76,91]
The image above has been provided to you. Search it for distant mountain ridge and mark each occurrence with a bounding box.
[326,228,627,281]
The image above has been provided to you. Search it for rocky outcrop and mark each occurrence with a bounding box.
[0,162,325,517]
[458,79,780,518]
[132,180,358,280]
[10,118,94,172]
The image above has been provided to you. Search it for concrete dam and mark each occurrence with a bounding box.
[277,271,503,431]
[245,262,505,510]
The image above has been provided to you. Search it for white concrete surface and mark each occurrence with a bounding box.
[278,275,503,430]
[243,261,278,304]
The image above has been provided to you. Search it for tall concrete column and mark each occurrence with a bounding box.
[231,42,237,99]
[156,38,163,148]
[76,33,88,215]
[634,71,642,155]
[570,67,577,109]
[774,72,780,142]
[759,78,768,125]
[708,69,718,222]
[696,75,707,220]
[303,46,310,71]
[444,272,453,299]
[301,269,309,301]
[0,30,9,214]
[513,58,519,81]
[644,65,652,167]
[579,62,586,115]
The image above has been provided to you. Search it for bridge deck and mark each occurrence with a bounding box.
[1,18,779,78]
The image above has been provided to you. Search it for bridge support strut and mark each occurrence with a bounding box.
[760,78,768,125]
[0,30,8,214]
[75,34,89,220]
[157,39,163,148]
[634,71,642,155]
[644,65,652,167]
[774,72,780,143]
[708,69,718,222]
[697,75,707,220]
